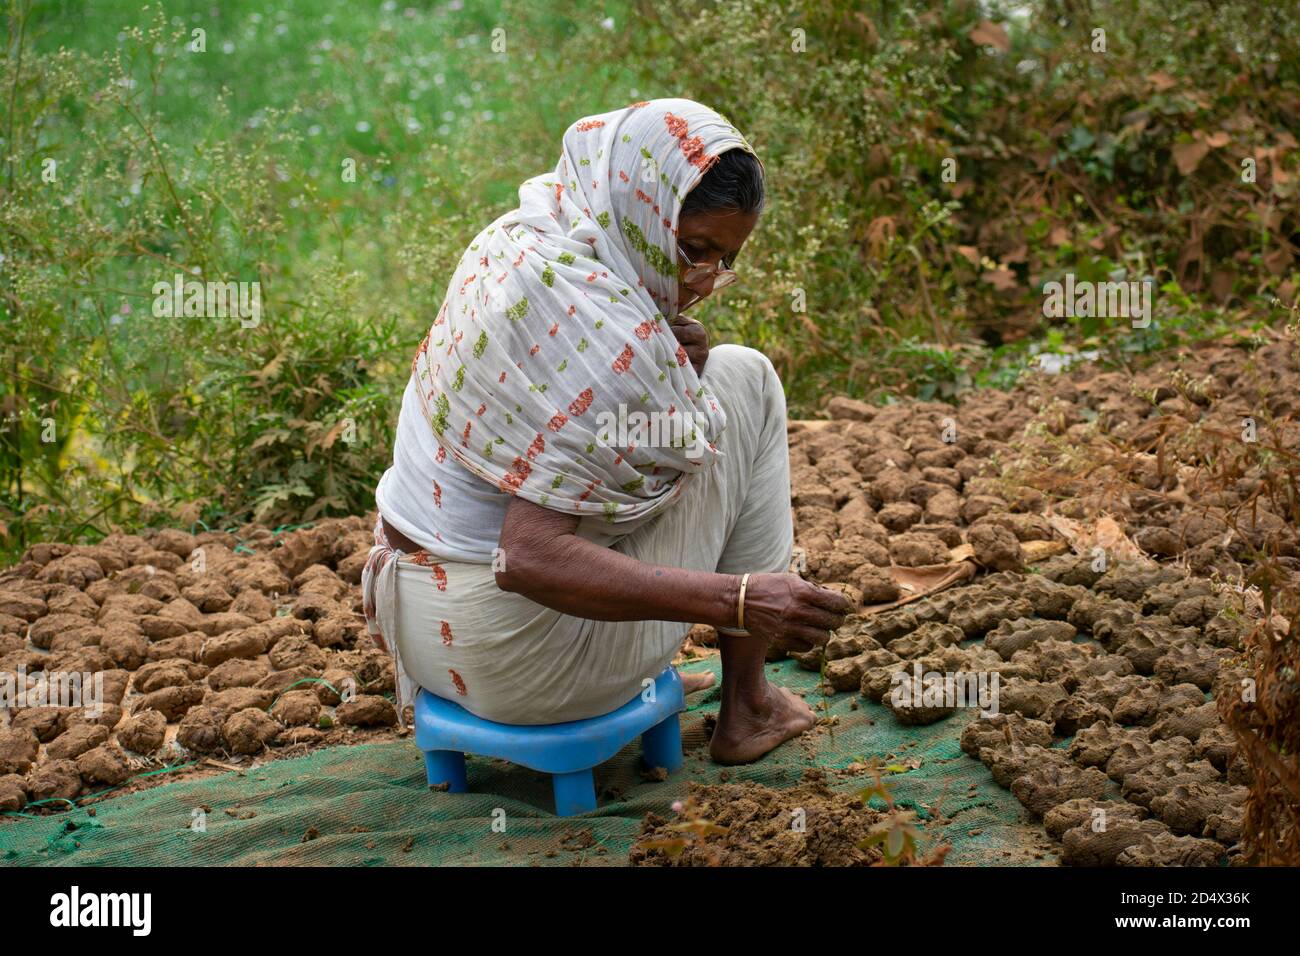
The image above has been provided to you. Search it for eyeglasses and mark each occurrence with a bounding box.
[677,242,738,292]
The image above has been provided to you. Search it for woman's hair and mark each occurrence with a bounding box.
[680,148,765,217]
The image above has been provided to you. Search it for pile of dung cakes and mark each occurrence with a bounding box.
[821,553,1251,865]
[0,518,397,814]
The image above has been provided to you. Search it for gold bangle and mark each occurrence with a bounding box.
[737,573,750,631]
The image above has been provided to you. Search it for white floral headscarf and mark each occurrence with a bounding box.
[412,98,759,522]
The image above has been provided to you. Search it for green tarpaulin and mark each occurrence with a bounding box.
[1,659,1054,866]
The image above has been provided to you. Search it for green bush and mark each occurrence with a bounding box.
[626,0,1298,401]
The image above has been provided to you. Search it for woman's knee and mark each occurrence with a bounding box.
[703,344,788,457]
[705,343,783,397]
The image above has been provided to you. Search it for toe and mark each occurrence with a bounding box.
[681,671,717,695]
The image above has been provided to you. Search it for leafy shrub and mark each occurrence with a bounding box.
[626,0,1298,405]
[0,1,636,556]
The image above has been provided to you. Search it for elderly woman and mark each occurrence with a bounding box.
[362,98,851,765]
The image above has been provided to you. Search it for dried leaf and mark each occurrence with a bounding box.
[981,268,1018,291]
[797,311,823,339]
[318,419,348,452]
[1263,247,1294,277]
[1046,513,1149,564]
[1021,540,1067,562]
[250,429,290,450]
[969,20,1010,52]
[865,215,897,257]
[1210,268,1236,303]
[1172,139,1210,176]
[254,351,286,385]
[853,12,879,46]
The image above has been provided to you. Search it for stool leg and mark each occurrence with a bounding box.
[641,714,683,774]
[551,769,597,816]
[424,750,468,793]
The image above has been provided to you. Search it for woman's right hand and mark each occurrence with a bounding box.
[738,572,855,652]
[669,314,709,375]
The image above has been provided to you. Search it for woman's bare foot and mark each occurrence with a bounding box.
[680,670,717,695]
[709,680,815,765]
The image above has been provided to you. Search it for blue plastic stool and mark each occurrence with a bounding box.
[413,665,685,816]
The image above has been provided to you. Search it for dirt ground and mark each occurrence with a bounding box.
[630,770,895,866]
[3,328,1296,866]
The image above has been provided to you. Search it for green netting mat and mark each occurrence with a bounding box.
[0,659,1055,866]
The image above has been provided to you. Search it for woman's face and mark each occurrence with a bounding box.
[675,207,759,313]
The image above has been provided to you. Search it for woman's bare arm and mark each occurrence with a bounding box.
[494,497,851,648]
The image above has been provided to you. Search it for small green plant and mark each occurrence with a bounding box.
[856,758,950,866]
[637,796,729,865]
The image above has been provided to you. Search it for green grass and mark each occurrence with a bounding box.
[2,0,668,550]
[22,0,646,325]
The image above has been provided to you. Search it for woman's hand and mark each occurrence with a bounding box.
[739,572,855,652]
[670,315,709,375]
[494,500,854,651]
